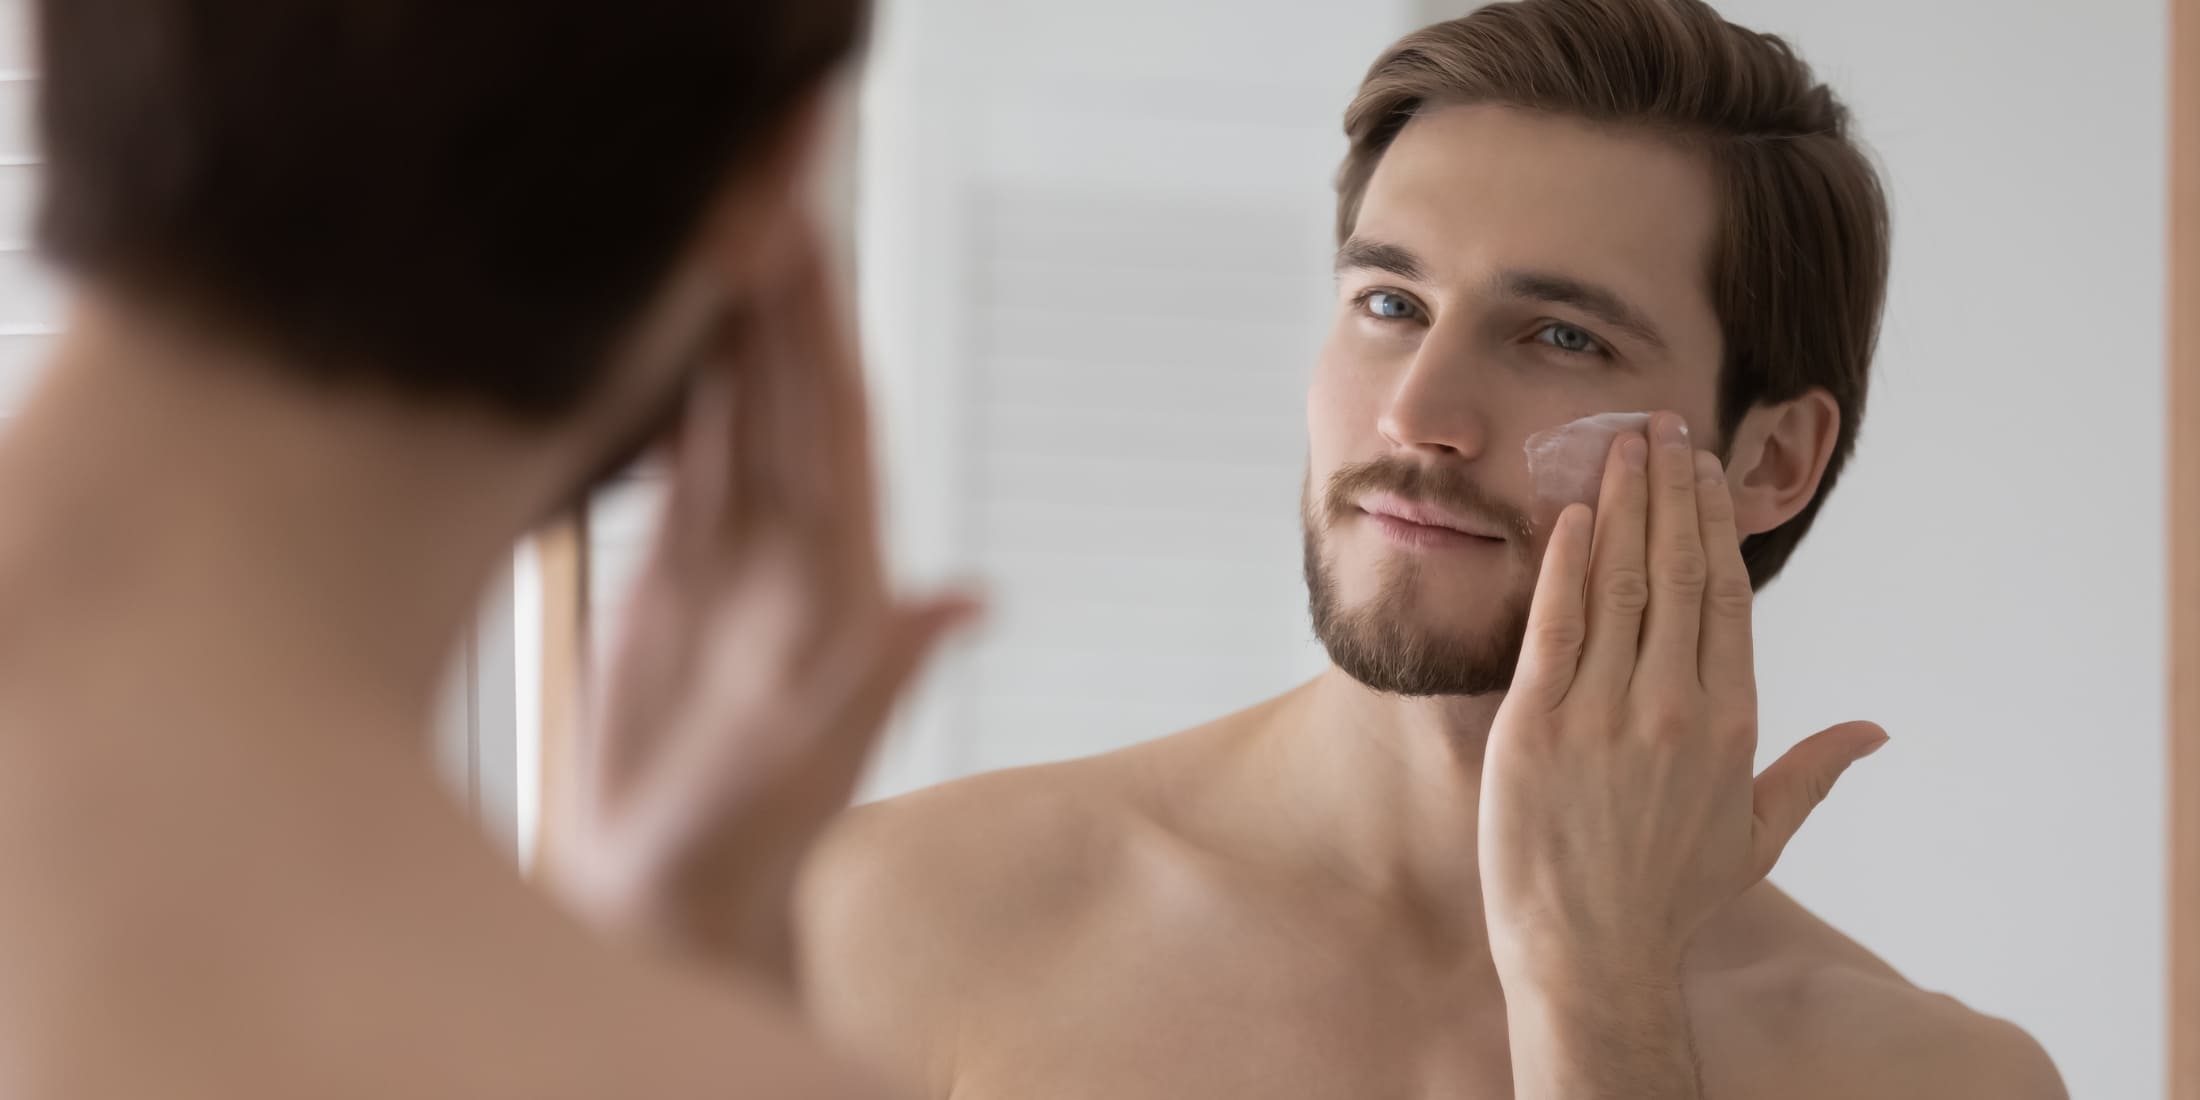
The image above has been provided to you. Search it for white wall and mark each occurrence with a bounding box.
[1700,2,2167,1096]
[846,0,1414,793]
[844,1,2167,1097]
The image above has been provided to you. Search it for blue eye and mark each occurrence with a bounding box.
[1536,322,1603,356]
[1360,290,1420,321]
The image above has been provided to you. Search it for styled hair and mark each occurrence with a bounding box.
[1338,0,1889,586]
[35,0,865,419]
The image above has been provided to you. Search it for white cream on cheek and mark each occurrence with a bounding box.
[1523,411,1654,508]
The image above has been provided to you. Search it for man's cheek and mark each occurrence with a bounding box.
[1523,411,1655,510]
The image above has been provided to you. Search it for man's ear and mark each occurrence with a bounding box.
[1724,389,1840,537]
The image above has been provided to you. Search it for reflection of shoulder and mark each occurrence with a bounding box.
[804,755,1138,955]
[795,747,1161,1088]
[799,724,1231,969]
[1797,965,2063,1099]
[1700,931,2065,1100]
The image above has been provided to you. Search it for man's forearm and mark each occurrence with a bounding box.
[1502,969,1703,1100]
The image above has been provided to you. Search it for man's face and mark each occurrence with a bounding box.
[1306,104,1728,696]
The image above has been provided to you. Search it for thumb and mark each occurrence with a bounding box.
[634,590,983,834]
[1748,721,1888,880]
[804,591,986,784]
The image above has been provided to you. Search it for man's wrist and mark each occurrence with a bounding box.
[1491,930,1686,1002]
[1500,959,1687,1022]
[1499,958,1701,1100]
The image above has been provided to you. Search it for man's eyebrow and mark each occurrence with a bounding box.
[1494,269,1669,352]
[1334,237,1427,282]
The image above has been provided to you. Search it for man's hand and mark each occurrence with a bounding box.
[1479,410,1886,1097]
[549,225,978,987]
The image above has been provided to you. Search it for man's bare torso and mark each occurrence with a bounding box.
[0,686,864,1099]
[800,693,2060,1100]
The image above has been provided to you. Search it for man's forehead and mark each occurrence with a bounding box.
[1352,104,1722,342]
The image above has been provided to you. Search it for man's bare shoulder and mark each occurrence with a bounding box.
[801,735,1190,954]
[796,736,1205,1089]
[1699,892,2066,1100]
[801,708,1256,934]
[798,684,1299,950]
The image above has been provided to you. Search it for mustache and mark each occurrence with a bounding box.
[1320,458,1535,544]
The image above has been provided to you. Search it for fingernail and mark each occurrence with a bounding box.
[1656,413,1688,448]
[1621,434,1649,469]
[1858,734,1891,758]
[1694,450,1725,486]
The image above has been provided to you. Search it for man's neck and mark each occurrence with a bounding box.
[1255,668,1505,934]
[0,300,565,742]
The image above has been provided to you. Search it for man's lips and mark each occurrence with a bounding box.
[1355,492,1510,541]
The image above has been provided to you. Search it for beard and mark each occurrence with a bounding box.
[1303,457,1537,697]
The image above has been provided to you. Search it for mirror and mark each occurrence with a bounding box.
[554,0,2168,1095]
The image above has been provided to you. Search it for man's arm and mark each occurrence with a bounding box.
[1477,416,1884,1100]
[1502,970,1702,1099]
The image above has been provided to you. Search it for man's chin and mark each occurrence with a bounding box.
[1303,520,1533,698]
[1307,567,1534,697]
[1314,616,1525,698]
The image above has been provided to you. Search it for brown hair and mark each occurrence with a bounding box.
[35,0,866,420]
[1337,0,1889,588]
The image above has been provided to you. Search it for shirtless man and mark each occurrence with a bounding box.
[794,2,2068,1096]
[0,1,971,1096]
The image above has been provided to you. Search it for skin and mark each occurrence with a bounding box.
[0,83,969,1096]
[789,106,2068,1098]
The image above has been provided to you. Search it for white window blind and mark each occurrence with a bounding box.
[0,0,55,412]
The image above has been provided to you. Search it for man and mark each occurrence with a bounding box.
[795,1,2068,1096]
[0,1,967,1096]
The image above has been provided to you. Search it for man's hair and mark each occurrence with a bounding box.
[1337,0,1889,587]
[34,1,865,420]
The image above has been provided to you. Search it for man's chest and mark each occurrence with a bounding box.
[944,929,1522,1100]
[934,921,1800,1100]
[951,1030,1515,1100]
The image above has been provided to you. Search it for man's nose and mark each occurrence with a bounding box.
[1376,330,1487,460]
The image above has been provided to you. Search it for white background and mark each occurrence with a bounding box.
[1706,2,2167,1097]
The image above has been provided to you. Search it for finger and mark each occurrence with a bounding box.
[1748,721,1889,879]
[653,362,738,576]
[797,242,878,534]
[798,592,985,796]
[1574,429,1651,698]
[1692,449,1756,698]
[1636,412,1706,689]
[764,234,869,504]
[619,590,983,863]
[721,305,785,539]
[755,230,884,591]
[684,591,982,821]
[1509,504,1594,710]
